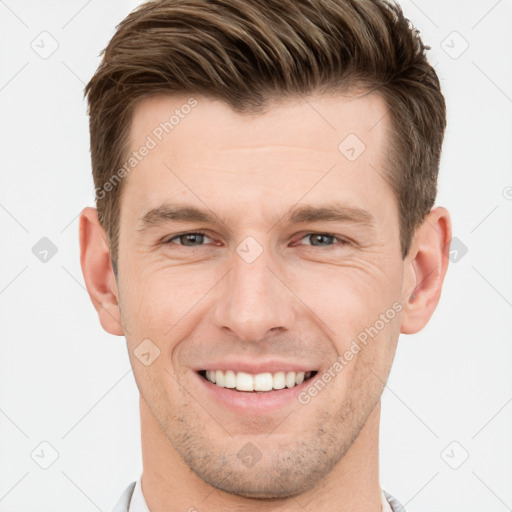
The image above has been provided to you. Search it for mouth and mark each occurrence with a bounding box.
[197,369,318,393]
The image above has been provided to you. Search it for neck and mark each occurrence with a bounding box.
[140,398,383,512]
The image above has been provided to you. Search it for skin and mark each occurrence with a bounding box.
[80,91,451,511]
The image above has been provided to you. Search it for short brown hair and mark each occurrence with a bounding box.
[84,0,446,271]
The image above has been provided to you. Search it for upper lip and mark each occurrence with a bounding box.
[194,359,317,375]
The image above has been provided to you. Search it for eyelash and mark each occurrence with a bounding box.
[162,230,350,248]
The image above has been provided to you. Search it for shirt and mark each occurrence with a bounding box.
[111,476,407,512]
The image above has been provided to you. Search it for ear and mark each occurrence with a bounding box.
[79,206,124,336]
[400,206,452,334]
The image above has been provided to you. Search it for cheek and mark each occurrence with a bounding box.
[290,259,402,332]
[119,266,217,372]
[122,263,206,321]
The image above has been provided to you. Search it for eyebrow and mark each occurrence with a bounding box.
[137,201,376,232]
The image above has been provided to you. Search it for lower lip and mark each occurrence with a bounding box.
[193,371,314,414]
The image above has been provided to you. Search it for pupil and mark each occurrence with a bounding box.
[184,234,203,246]
[312,234,332,246]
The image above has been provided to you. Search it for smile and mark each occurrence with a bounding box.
[198,370,317,392]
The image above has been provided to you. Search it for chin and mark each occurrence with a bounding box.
[198,469,317,500]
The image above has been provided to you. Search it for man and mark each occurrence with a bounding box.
[79,0,451,510]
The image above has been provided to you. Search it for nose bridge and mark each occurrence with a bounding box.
[213,240,294,341]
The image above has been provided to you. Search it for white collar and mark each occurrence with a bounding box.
[128,476,150,512]
[381,488,394,512]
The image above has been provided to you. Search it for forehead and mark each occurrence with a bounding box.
[128,91,389,157]
[121,91,393,226]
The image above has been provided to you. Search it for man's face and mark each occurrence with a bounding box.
[116,92,409,498]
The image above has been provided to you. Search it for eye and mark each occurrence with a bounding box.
[163,230,214,247]
[295,232,350,248]
[161,230,350,249]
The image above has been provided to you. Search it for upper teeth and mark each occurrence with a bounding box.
[205,370,309,391]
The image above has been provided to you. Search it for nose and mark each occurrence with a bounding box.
[213,245,296,342]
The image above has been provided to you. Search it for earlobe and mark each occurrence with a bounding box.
[79,206,124,336]
[400,206,452,335]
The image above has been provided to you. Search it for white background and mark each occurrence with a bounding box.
[1,1,511,510]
